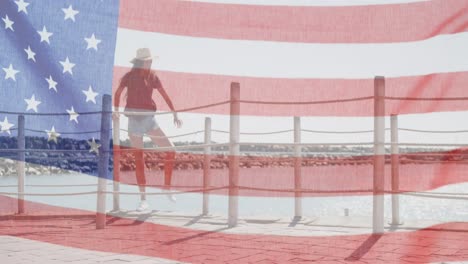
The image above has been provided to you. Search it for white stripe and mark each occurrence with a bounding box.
[114,109,468,149]
[115,29,468,79]
[1,170,466,236]
[185,0,428,7]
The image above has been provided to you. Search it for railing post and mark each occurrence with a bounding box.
[112,114,121,212]
[203,117,212,215]
[228,82,240,227]
[373,76,385,234]
[17,115,25,214]
[294,116,302,219]
[96,94,112,229]
[390,114,403,225]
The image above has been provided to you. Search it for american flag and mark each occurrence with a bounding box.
[1,0,468,263]
[0,0,117,140]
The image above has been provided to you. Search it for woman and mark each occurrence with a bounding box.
[114,48,182,211]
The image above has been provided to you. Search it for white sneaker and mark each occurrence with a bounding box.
[163,190,177,203]
[136,200,149,212]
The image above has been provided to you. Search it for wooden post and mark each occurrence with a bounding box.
[17,115,25,214]
[202,117,212,215]
[373,76,385,234]
[112,114,121,211]
[228,82,240,227]
[294,116,302,219]
[390,114,402,225]
[96,94,112,229]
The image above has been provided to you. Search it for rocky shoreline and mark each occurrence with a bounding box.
[1,136,466,176]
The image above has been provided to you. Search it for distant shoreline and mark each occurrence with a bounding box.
[1,136,466,176]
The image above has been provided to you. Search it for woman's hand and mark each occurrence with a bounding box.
[112,111,120,120]
[173,112,183,128]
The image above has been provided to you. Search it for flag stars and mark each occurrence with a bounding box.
[84,33,101,51]
[66,106,79,123]
[59,57,75,75]
[45,126,61,143]
[87,138,101,155]
[3,64,19,81]
[15,0,30,14]
[0,117,14,135]
[24,94,41,112]
[62,5,79,22]
[24,46,36,62]
[45,75,58,92]
[37,26,53,44]
[2,15,14,31]
[83,86,98,104]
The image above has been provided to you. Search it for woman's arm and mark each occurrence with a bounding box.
[113,79,126,119]
[155,81,182,128]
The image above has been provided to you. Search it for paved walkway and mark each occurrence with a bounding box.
[1,235,183,264]
[1,207,467,264]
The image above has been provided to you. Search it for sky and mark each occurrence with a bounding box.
[109,0,468,150]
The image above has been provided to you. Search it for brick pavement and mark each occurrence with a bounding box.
[0,195,467,263]
[1,235,183,263]
[1,212,467,263]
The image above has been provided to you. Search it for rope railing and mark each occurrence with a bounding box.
[385,96,468,101]
[119,128,205,138]
[238,96,374,105]
[1,188,467,200]
[214,129,289,135]
[179,127,468,136]
[236,186,468,199]
[25,128,101,135]
[25,156,99,161]
[302,129,374,134]
[118,100,230,116]
[0,149,96,153]
[104,186,227,196]
[2,141,466,155]
[12,126,468,140]
[2,94,468,118]
[110,143,230,152]
[0,191,98,196]
[220,127,468,136]
[0,183,114,188]
[213,129,294,135]
[238,142,374,147]
[0,110,107,116]
[399,128,468,134]
[399,192,468,200]
[387,142,468,147]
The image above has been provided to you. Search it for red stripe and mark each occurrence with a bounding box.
[114,147,468,197]
[113,67,468,116]
[118,0,468,43]
[1,196,467,263]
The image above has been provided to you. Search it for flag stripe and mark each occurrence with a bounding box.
[112,149,468,197]
[114,29,468,79]
[118,0,468,43]
[113,67,468,116]
[1,195,467,264]
[186,0,429,6]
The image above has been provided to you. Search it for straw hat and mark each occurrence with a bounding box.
[130,48,157,63]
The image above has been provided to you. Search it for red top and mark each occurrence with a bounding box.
[121,69,162,112]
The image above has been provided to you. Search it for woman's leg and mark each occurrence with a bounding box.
[147,128,175,190]
[129,134,146,201]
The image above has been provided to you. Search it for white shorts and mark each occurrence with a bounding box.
[127,115,159,136]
